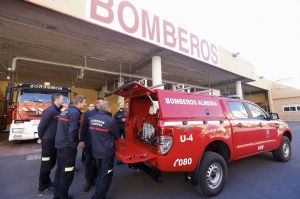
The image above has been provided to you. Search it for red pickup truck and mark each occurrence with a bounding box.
[113,82,292,197]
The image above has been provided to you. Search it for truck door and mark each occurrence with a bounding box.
[245,103,277,151]
[227,101,261,157]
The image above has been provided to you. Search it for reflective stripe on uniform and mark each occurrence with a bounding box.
[42,157,50,161]
[65,166,74,172]
[107,169,113,174]
[59,117,70,122]
[89,127,109,132]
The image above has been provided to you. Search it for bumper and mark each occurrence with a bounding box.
[116,139,198,172]
[116,139,158,164]
[9,120,40,141]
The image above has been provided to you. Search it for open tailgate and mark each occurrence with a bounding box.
[112,81,155,98]
[116,139,157,164]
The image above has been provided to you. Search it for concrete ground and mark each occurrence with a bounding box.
[0,121,299,199]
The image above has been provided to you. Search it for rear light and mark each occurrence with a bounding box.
[157,136,173,155]
[12,128,24,134]
[157,128,173,155]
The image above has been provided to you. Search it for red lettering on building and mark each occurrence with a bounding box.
[190,33,200,58]
[141,9,160,43]
[200,39,210,61]
[163,20,176,48]
[118,1,139,33]
[90,0,114,24]
[178,27,189,54]
[86,0,219,66]
[211,44,218,65]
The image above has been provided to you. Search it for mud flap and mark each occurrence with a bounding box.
[116,139,157,164]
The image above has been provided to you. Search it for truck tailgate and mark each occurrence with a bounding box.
[116,139,157,164]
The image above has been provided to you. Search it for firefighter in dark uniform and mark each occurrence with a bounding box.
[53,95,86,199]
[79,98,106,192]
[113,102,126,138]
[38,93,64,195]
[89,99,120,199]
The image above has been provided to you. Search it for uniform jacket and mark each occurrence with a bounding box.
[113,110,126,130]
[55,105,82,148]
[79,109,98,148]
[38,103,61,139]
[89,110,120,159]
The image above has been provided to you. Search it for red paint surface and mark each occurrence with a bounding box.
[114,82,291,172]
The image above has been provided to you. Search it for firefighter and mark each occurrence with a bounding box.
[38,93,64,195]
[79,98,105,192]
[89,99,120,199]
[87,103,96,111]
[53,95,86,199]
[113,102,126,138]
[81,102,96,163]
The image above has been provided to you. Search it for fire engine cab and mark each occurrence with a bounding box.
[1,82,70,141]
[113,81,292,197]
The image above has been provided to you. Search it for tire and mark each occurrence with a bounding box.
[193,151,227,197]
[272,136,291,162]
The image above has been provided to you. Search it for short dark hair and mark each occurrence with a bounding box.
[96,97,105,104]
[73,95,86,105]
[51,93,63,103]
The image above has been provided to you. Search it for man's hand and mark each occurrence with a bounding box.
[79,141,85,149]
[37,139,42,144]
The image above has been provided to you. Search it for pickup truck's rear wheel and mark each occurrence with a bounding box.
[272,136,291,162]
[193,151,227,197]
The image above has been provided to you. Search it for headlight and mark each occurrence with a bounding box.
[12,128,24,133]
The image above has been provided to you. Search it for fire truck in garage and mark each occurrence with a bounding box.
[113,81,292,197]
[0,82,70,141]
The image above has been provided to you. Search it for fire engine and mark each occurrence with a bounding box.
[0,82,70,141]
[113,81,292,197]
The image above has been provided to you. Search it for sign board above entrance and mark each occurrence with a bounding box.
[26,0,219,66]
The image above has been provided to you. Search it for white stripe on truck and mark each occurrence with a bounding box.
[163,120,230,127]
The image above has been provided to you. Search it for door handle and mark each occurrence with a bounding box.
[237,123,243,127]
[258,123,263,127]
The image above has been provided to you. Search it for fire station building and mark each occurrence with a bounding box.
[0,0,299,121]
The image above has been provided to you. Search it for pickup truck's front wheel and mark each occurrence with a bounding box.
[273,136,291,162]
[193,151,227,197]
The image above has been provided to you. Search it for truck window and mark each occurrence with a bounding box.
[247,103,267,120]
[227,101,249,119]
[18,90,69,103]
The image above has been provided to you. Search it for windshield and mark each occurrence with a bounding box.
[18,89,69,103]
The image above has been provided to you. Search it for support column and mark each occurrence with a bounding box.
[152,56,163,89]
[236,80,243,99]
[267,90,274,112]
[117,77,124,105]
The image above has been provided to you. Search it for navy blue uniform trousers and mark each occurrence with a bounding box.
[91,155,115,199]
[84,147,98,184]
[39,138,56,191]
[53,146,77,199]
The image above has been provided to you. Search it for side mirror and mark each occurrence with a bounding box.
[268,112,279,120]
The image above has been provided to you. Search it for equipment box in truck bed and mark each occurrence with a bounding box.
[113,81,292,197]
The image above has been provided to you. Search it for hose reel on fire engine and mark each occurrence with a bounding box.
[134,113,158,145]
